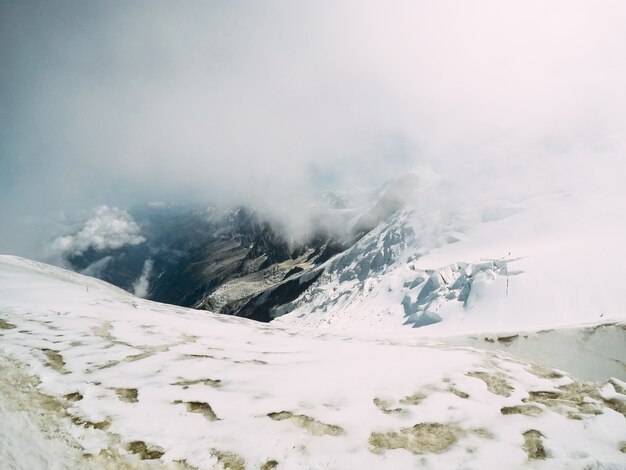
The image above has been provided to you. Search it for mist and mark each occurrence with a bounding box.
[1,0,625,259]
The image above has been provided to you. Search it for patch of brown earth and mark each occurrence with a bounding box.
[373,398,403,414]
[171,378,221,389]
[400,392,427,406]
[522,430,547,460]
[0,318,16,329]
[268,411,344,436]
[114,388,138,403]
[173,400,219,421]
[447,386,469,399]
[92,322,115,341]
[369,423,463,455]
[528,364,564,380]
[501,405,543,416]
[64,392,83,402]
[180,354,216,360]
[211,450,245,470]
[71,416,111,430]
[126,440,164,460]
[497,335,518,345]
[124,352,153,362]
[42,348,67,374]
[524,379,626,418]
[466,371,513,397]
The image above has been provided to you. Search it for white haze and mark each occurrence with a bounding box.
[1,1,625,258]
[132,259,154,299]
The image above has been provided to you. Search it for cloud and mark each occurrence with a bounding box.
[132,259,153,298]
[80,256,114,278]
[1,0,625,257]
[49,206,144,258]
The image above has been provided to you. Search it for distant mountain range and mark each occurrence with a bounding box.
[55,171,626,341]
[59,176,415,321]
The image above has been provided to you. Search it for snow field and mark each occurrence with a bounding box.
[1,256,625,469]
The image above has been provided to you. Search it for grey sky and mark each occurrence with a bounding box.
[1,0,626,256]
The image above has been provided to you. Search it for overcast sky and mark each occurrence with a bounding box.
[1,0,625,257]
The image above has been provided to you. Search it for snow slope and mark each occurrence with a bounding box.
[1,255,625,469]
[275,179,626,336]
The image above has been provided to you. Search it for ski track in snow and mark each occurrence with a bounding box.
[1,256,625,469]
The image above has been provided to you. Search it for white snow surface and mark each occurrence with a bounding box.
[1,255,625,469]
[275,183,626,336]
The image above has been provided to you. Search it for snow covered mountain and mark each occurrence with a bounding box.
[49,181,411,321]
[272,174,626,336]
[2,169,625,468]
[1,255,625,469]
[49,168,626,342]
